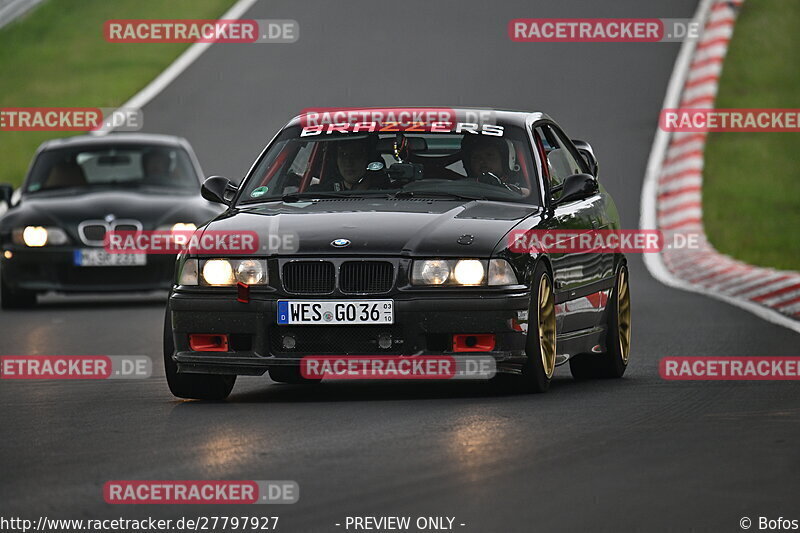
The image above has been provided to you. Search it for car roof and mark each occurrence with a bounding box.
[37,132,190,152]
[287,107,550,127]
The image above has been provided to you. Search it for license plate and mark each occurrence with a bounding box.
[277,300,394,325]
[73,249,147,267]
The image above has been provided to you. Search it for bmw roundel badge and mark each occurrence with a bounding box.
[331,238,351,248]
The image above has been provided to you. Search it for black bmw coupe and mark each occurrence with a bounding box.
[164,108,632,399]
[0,133,222,308]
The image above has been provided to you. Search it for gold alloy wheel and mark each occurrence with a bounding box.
[617,268,632,364]
[537,275,557,379]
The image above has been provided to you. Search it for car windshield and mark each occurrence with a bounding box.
[238,124,540,206]
[25,144,199,193]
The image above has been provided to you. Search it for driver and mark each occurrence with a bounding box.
[142,150,172,183]
[461,135,529,195]
[313,137,388,192]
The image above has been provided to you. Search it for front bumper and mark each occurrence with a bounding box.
[1,247,175,293]
[168,290,531,375]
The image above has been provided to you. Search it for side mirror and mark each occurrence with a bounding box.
[555,173,598,205]
[571,139,599,177]
[0,183,13,206]
[201,176,237,205]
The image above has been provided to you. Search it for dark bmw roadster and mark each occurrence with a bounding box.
[164,108,632,399]
[0,133,222,308]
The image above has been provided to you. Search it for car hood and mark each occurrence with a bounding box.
[207,198,540,257]
[1,189,220,231]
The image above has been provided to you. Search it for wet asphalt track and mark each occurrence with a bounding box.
[2,1,799,531]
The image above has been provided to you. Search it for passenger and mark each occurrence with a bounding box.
[142,150,172,183]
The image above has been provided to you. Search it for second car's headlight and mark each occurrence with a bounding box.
[12,226,69,247]
[411,259,518,286]
[156,222,198,232]
[171,222,197,232]
[178,258,269,286]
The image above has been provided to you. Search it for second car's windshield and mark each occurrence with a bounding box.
[25,144,199,193]
[238,125,540,206]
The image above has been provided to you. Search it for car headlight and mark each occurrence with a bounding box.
[412,259,517,286]
[171,222,197,232]
[487,259,518,286]
[178,258,199,285]
[236,259,266,284]
[177,258,268,286]
[12,226,69,247]
[202,259,235,285]
[157,222,197,232]
[412,259,450,285]
[453,259,485,285]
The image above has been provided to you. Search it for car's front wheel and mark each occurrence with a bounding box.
[517,263,557,393]
[0,271,36,309]
[569,263,631,379]
[163,303,236,400]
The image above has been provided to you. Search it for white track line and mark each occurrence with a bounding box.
[92,0,259,135]
[640,0,800,334]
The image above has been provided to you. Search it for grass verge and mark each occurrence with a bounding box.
[0,0,235,187]
[703,0,800,271]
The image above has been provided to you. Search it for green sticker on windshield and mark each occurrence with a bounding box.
[250,186,269,198]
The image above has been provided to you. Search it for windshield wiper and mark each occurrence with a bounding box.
[389,190,484,201]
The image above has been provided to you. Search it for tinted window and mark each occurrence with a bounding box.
[238,125,540,206]
[25,144,198,193]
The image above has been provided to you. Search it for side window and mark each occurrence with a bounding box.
[537,125,584,192]
[534,125,586,204]
[551,127,587,176]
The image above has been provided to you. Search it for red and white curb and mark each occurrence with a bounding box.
[641,0,800,334]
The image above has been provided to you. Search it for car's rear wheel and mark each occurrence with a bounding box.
[569,264,631,379]
[269,366,322,384]
[0,271,36,309]
[516,263,557,393]
[163,303,236,400]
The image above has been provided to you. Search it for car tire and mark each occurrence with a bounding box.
[269,366,322,385]
[569,263,631,380]
[0,271,36,310]
[516,263,557,393]
[163,303,236,401]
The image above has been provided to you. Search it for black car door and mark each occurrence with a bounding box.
[535,123,610,333]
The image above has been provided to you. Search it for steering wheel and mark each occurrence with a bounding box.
[476,172,524,194]
[476,172,504,187]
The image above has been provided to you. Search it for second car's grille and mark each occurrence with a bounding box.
[282,261,335,294]
[81,224,106,244]
[340,261,394,294]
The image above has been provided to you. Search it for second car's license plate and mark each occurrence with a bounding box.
[277,300,393,325]
[74,249,147,267]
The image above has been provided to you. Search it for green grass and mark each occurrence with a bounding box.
[703,0,800,271]
[0,0,234,187]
